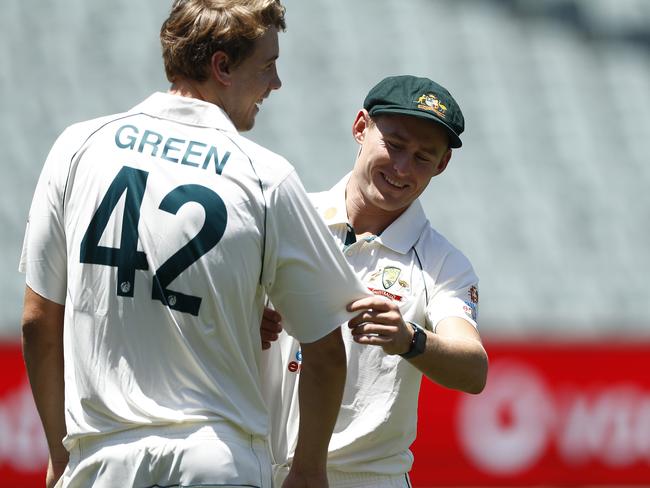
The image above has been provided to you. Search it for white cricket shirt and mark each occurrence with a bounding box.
[19,93,370,449]
[263,174,479,475]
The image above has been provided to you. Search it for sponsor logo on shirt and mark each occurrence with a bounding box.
[463,285,478,320]
[463,302,478,320]
[469,285,479,304]
[464,285,479,320]
[287,349,302,374]
[368,287,404,302]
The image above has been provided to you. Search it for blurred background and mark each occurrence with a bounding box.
[1,0,649,486]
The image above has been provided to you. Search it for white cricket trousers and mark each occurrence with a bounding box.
[59,422,272,488]
[273,465,412,488]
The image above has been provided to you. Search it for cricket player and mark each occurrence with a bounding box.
[262,75,489,488]
[19,1,370,487]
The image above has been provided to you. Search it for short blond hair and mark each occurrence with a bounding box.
[160,0,286,83]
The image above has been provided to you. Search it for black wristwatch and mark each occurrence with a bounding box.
[400,322,427,359]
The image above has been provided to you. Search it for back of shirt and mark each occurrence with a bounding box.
[20,93,370,446]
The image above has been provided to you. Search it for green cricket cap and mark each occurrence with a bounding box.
[363,75,465,148]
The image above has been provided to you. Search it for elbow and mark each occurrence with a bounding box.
[300,327,347,374]
[21,310,65,357]
[21,316,41,349]
[465,348,489,394]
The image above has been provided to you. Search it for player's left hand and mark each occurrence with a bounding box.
[347,296,413,356]
[261,307,283,350]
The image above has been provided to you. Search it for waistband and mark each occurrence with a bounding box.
[328,470,410,488]
[72,421,264,458]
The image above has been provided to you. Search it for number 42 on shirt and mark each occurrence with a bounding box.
[80,165,228,316]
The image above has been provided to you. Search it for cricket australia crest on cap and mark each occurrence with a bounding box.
[363,74,465,148]
[416,93,447,119]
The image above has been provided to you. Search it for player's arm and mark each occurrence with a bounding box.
[409,316,487,394]
[348,296,487,394]
[282,326,346,488]
[21,286,68,488]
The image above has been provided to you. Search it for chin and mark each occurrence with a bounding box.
[368,195,407,213]
[236,119,255,132]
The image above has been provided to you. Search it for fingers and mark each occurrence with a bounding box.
[346,297,411,355]
[348,307,403,329]
[347,295,393,313]
[261,319,283,334]
[349,321,399,338]
[261,307,283,349]
[261,319,282,344]
[263,307,282,323]
[352,333,393,346]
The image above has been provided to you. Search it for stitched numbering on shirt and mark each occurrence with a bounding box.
[80,165,227,316]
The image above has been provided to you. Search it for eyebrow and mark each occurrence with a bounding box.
[384,131,440,158]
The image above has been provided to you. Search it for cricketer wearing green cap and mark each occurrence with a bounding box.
[262,74,488,488]
[364,75,465,148]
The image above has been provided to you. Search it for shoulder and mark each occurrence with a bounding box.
[225,134,296,192]
[39,112,132,179]
[53,111,134,153]
[415,224,476,279]
[307,190,328,210]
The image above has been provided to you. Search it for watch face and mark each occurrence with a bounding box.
[401,323,426,359]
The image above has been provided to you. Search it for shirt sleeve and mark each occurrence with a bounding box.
[425,249,479,332]
[18,128,73,304]
[264,171,372,343]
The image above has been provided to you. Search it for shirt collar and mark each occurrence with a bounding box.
[379,198,429,254]
[317,174,350,226]
[317,173,429,255]
[130,92,238,133]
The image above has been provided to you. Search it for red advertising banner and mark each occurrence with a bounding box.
[0,343,48,487]
[3,341,650,487]
[411,341,650,486]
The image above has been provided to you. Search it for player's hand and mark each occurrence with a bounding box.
[347,296,413,356]
[261,307,283,350]
[46,455,68,488]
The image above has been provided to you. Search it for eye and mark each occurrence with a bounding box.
[415,152,434,163]
[385,139,403,150]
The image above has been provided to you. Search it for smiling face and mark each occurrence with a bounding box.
[221,26,282,131]
[347,111,452,224]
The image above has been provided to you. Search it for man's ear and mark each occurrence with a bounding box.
[435,148,452,175]
[211,51,232,86]
[352,109,370,144]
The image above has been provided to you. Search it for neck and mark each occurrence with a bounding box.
[168,79,216,104]
[345,180,405,236]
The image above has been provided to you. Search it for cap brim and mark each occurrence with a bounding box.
[369,107,462,148]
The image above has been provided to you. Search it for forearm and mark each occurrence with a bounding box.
[21,287,68,462]
[291,328,346,474]
[347,299,487,394]
[409,318,488,394]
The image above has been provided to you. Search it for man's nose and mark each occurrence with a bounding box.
[270,67,282,91]
[393,153,411,174]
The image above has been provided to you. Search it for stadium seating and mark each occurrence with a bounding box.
[2,0,649,337]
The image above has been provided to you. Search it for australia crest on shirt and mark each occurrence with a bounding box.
[366,266,411,302]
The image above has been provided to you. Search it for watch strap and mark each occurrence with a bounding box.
[400,322,427,359]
